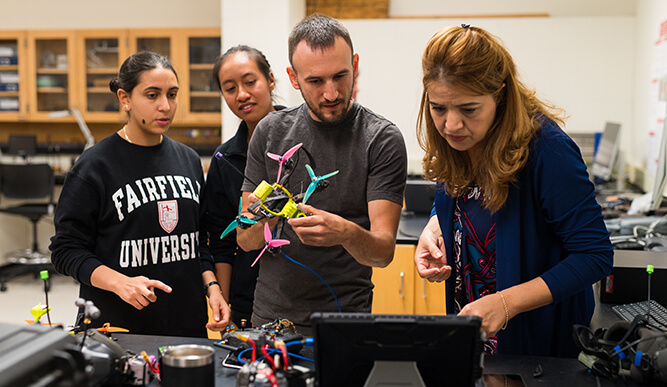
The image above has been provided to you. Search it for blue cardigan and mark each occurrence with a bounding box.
[434,119,614,357]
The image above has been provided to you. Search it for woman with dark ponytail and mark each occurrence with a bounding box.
[50,51,230,337]
[205,45,284,327]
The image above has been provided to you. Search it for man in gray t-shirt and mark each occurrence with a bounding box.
[238,14,407,335]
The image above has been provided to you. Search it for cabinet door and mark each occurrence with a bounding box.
[414,276,446,315]
[76,30,129,123]
[371,245,416,314]
[183,29,221,124]
[26,30,77,119]
[0,31,27,121]
[128,29,183,122]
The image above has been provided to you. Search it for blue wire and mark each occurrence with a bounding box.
[237,347,252,364]
[269,224,341,314]
[235,345,314,364]
[283,352,314,363]
[280,250,341,313]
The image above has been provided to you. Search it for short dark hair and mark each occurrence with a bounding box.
[109,51,177,95]
[288,13,354,66]
[211,45,273,94]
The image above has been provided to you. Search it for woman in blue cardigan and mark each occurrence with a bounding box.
[414,25,613,357]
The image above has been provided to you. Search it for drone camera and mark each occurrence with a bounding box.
[283,158,295,171]
[317,180,330,191]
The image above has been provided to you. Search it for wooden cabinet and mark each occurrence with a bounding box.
[76,29,130,123]
[0,31,27,121]
[184,30,222,124]
[371,244,446,315]
[26,30,78,120]
[0,28,222,143]
[128,28,221,125]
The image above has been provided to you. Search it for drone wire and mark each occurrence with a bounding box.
[279,250,342,313]
[214,152,260,187]
[235,341,315,365]
[268,222,341,313]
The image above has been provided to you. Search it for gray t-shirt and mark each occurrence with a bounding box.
[242,102,407,334]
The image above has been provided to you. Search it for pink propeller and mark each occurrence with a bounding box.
[250,223,290,267]
[267,143,303,183]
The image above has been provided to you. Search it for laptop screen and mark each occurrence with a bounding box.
[311,313,484,387]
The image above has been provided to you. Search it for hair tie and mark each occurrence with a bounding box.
[461,24,470,29]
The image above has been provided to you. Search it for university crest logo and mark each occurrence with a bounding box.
[158,200,178,233]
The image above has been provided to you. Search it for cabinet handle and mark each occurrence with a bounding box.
[399,272,405,299]
[423,279,427,299]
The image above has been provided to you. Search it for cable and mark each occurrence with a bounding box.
[40,270,52,326]
[214,152,260,187]
[610,332,667,359]
[647,213,667,237]
[261,345,277,370]
[141,351,160,375]
[279,250,341,313]
[276,342,289,370]
[222,352,243,369]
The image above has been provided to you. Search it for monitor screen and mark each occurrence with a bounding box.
[7,134,37,157]
[591,122,622,181]
[404,179,437,215]
[311,313,484,387]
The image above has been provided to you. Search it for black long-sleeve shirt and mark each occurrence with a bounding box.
[50,134,212,337]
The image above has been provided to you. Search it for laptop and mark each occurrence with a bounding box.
[311,313,484,387]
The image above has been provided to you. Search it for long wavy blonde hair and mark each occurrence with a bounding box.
[417,25,564,213]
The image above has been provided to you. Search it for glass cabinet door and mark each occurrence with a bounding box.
[188,36,221,115]
[35,39,69,112]
[0,32,26,120]
[27,31,76,117]
[84,36,122,115]
[131,34,171,60]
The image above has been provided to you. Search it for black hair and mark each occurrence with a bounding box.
[109,51,178,95]
[288,13,354,67]
[211,45,273,94]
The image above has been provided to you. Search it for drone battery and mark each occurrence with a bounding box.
[160,344,215,387]
[254,181,273,201]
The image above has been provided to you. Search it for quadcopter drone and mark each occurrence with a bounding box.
[216,143,339,240]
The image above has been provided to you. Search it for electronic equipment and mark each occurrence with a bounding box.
[77,328,128,386]
[605,215,667,236]
[399,179,437,242]
[7,134,37,158]
[403,179,437,215]
[612,300,667,330]
[576,262,667,383]
[217,320,303,353]
[591,122,622,183]
[0,323,87,387]
[218,319,314,387]
[600,250,667,305]
[649,115,667,213]
[311,313,484,387]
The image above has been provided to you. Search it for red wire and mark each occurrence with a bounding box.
[278,343,289,370]
[261,345,277,370]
